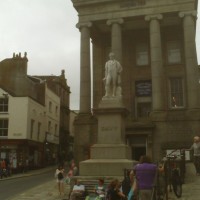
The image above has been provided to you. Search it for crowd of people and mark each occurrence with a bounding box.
[54,155,157,200]
[53,136,200,200]
[54,159,79,196]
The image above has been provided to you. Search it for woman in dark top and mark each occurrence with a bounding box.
[107,179,126,200]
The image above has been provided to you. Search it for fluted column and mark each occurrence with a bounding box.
[179,11,200,109]
[107,18,124,62]
[145,14,165,111]
[76,22,92,113]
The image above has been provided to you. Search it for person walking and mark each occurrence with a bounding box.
[134,155,157,200]
[55,165,65,196]
[189,136,200,175]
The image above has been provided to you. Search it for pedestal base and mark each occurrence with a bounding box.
[79,159,136,176]
[79,98,135,176]
[90,144,131,159]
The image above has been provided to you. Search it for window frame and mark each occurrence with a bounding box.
[55,124,58,135]
[49,101,52,113]
[37,122,41,140]
[0,119,9,137]
[169,77,185,109]
[48,121,51,133]
[0,98,8,112]
[166,40,182,65]
[135,42,150,67]
[135,97,152,118]
[30,119,35,139]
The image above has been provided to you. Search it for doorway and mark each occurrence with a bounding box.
[132,146,146,161]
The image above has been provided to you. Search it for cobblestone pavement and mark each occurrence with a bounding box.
[166,162,200,200]
[6,180,70,200]
[4,163,200,200]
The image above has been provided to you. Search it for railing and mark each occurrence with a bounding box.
[123,150,186,200]
[155,149,186,200]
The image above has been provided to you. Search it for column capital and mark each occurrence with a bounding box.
[76,21,92,29]
[179,10,197,18]
[107,18,124,26]
[145,14,163,21]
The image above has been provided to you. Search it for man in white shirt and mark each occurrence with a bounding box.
[69,179,85,200]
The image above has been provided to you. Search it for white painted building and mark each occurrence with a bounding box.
[0,53,72,172]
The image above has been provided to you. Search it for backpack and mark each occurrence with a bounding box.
[58,172,64,180]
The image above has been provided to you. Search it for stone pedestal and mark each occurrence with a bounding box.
[79,98,135,176]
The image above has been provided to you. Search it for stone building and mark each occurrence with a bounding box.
[34,71,71,162]
[72,0,200,163]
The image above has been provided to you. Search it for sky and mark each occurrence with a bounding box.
[0,0,200,110]
[0,0,80,109]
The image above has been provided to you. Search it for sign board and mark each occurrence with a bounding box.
[135,80,152,96]
[166,149,190,161]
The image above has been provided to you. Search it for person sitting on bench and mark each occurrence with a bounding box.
[70,179,85,200]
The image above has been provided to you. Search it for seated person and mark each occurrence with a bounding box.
[107,179,126,200]
[70,179,85,200]
[85,178,105,200]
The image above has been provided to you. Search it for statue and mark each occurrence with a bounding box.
[103,52,122,97]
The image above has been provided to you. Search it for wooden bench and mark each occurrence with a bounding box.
[68,177,123,200]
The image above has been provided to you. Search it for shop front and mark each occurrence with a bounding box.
[0,139,44,173]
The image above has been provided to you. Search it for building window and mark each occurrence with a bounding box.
[55,106,58,115]
[0,119,8,136]
[136,43,149,66]
[30,119,35,139]
[0,98,8,112]
[137,102,151,118]
[169,78,184,108]
[48,121,51,133]
[49,101,52,112]
[55,124,57,135]
[167,41,181,64]
[37,122,41,140]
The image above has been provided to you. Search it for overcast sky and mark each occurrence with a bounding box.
[0,0,200,110]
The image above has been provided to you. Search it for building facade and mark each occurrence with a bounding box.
[0,53,61,171]
[72,0,200,162]
[34,70,71,163]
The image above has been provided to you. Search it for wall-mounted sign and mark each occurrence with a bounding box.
[135,80,152,97]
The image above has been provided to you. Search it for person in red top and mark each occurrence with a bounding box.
[1,159,6,169]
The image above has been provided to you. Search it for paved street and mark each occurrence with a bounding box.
[168,162,200,200]
[1,163,200,200]
[5,179,71,200]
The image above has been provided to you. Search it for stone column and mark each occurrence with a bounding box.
[107,18,124,62]
[76,22,92,113]
[179,11,200,109]
[145,14,165,111]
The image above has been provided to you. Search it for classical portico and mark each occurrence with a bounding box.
[107,18,124,62]
[145,14,165,111]
[76,22,92,113]
[179,11,199,109]
[72,0,200,166]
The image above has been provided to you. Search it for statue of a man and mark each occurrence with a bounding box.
[103,52,122,97]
